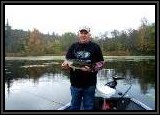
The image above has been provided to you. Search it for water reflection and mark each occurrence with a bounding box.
[5,59,155,110]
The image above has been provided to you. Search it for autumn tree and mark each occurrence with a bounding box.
[136,17,150,54]
[26,28,44,55]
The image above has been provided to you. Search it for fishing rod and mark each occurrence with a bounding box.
[115,82,132,108]
[118,84,132,98]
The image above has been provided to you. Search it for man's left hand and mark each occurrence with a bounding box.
[80,66,91,72]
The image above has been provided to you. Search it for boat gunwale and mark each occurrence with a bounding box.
[57,97,152,110]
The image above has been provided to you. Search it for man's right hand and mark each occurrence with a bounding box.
[61,60,70,70]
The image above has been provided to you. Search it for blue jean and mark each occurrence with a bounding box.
[70,85,96,110]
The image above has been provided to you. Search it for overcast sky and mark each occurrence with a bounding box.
[5,5,155,37]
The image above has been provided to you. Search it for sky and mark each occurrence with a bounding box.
[5,5,155,37]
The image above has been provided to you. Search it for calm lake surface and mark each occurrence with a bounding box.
[4,56,155,110]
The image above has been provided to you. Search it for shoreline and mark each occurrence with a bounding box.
[5,56,155,61]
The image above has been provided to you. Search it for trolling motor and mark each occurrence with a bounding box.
[96,75,132,110]
[105,75,125,89]
[96,75,126,110]
[96,75,125,99]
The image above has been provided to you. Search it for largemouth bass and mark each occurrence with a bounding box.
[66,59,94,70]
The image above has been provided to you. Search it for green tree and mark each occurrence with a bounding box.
[60,32,78,51]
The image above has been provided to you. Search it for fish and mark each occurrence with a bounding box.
[66,59,94,70]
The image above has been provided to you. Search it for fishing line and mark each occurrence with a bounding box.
[24,90,66,106]
[8,88,66,106]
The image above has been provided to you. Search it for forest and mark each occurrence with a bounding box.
[5,18,155,56]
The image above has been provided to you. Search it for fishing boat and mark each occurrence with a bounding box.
[57,75,152,110]
[57,97,152,110]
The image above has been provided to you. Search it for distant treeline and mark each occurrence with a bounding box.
[5,18,155,56]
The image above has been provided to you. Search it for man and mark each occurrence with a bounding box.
[61,26,104,110]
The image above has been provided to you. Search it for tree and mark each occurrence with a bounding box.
[136,17,149,54]
[26,28,44,55]
[60,32,78,51]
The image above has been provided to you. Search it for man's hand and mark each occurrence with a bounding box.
[61,60,71,70]
[80,66,91,72]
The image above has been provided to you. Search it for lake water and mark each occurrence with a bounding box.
[4,56,156,110]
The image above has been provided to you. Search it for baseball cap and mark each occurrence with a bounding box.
[79,26,90,33]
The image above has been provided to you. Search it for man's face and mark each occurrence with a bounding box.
[78,30,91,43]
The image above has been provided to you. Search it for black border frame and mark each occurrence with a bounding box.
[1,0,159,114]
